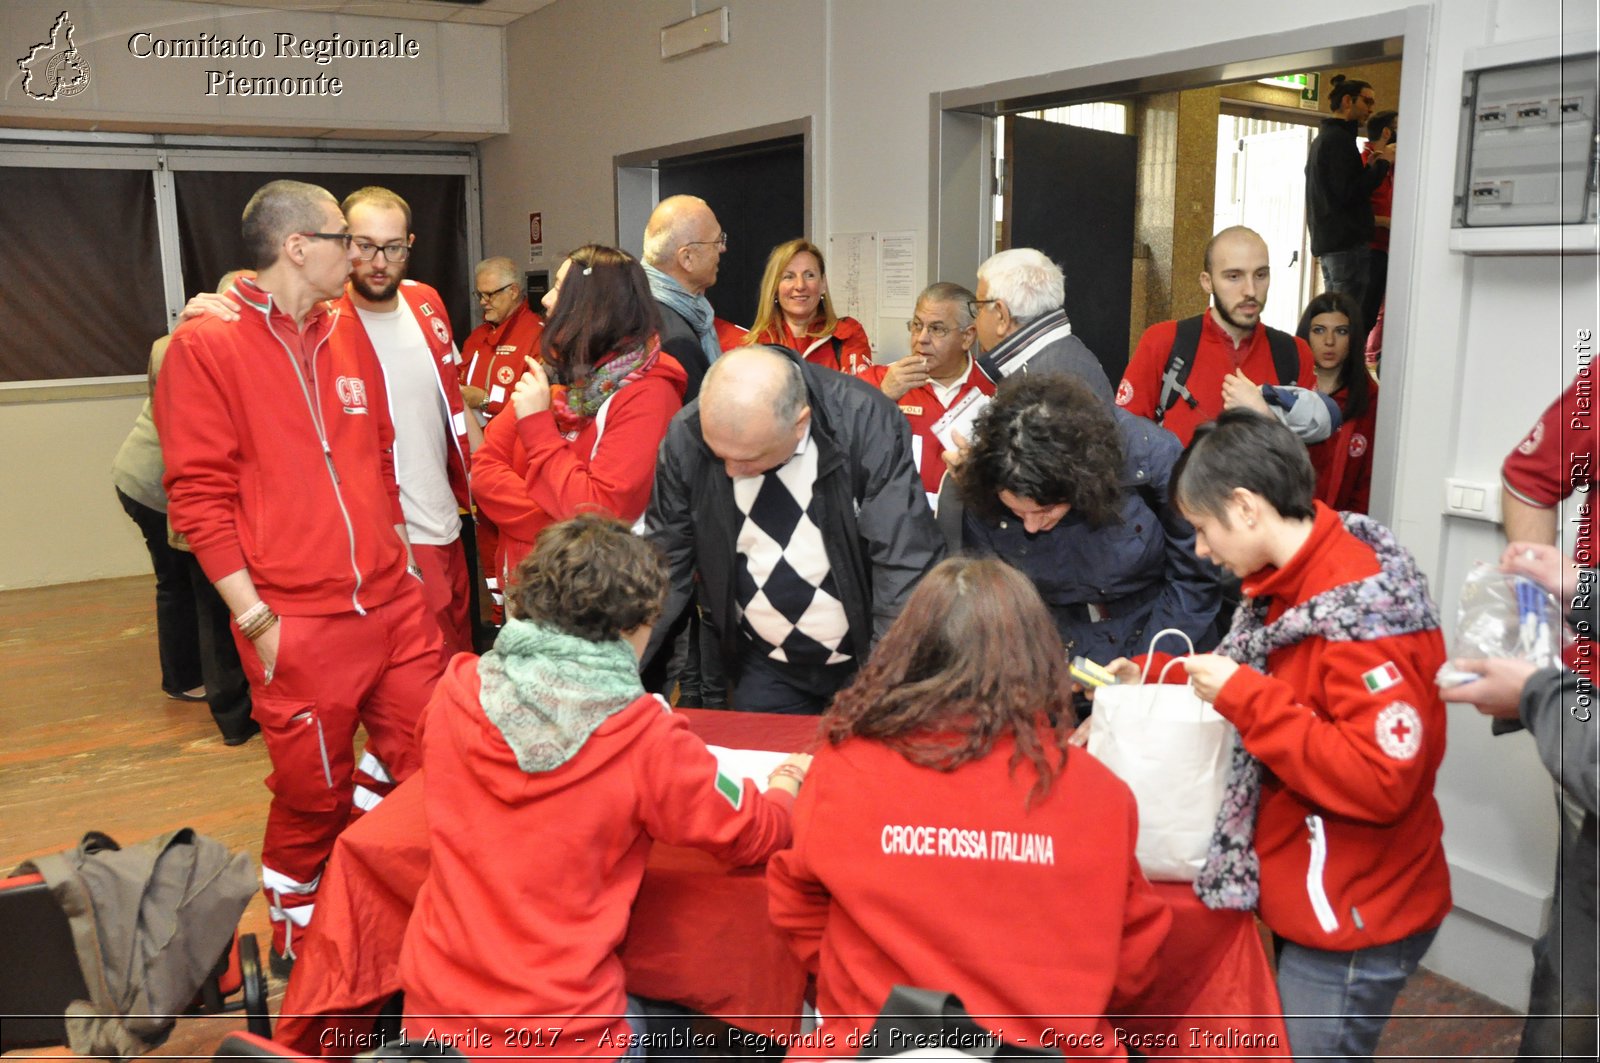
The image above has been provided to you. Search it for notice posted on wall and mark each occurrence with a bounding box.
[827,232,878,349]
[877,230,917,309]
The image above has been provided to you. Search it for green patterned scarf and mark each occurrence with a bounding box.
[477,617,646,772]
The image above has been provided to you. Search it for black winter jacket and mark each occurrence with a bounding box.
[1305,117,1390,255]
[644,350,946,672]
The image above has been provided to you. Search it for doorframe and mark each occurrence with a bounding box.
[927,6,1432,530]
[613,117,813,257]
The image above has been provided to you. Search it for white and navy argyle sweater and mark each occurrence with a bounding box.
[731,429,855,666]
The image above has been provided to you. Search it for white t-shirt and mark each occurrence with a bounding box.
[355,304,462,546]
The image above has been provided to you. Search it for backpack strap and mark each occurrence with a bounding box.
[1264,325,1301,386]
[1156,315,1205,424]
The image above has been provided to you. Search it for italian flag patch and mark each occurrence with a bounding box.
[714,770,743,810]
[1362,661,1403,693]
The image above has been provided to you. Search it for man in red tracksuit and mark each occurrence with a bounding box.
[156,179,444,968]
[458,256,544,616]
[332,186,477,662]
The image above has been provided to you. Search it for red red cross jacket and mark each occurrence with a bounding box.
[332,281,471,511]
[460,299,545,419]
[156,277,410,617]
[858,357,997,497]
[1204,503,1452,951]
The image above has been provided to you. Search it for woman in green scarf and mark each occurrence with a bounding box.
[398,513,809,1059]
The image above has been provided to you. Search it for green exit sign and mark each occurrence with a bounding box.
[1259,73,1320,101]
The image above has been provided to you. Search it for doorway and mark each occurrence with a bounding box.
[615,120,811,332]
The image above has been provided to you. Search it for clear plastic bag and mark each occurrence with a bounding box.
[1452,560,1568,668]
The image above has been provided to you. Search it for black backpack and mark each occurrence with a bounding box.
[1155,314,1300,425]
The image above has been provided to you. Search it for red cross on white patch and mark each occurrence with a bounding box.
[1376,701,1423,760]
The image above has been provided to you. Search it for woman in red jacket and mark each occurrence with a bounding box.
[1119,410,1448,1063]
[399,514,808,1059]
[1297,291,1378,513]
[743,238,872,374]
[471,246,687,599]
[767,556,1170,1058]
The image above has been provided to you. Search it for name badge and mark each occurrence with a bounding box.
[899,404,923,416]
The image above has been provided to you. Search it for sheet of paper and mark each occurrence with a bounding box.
[827,232,878,339]
[877,229,918,309]
[930,389,992,452]
[707,745,790,793]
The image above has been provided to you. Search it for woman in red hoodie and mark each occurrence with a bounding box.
[743,238,872,375]
[1118,410,1449,1062]
[472,246,688,601]
[767,556,1170,1057]
[1297,291,1377,514]
[399,514,809,1059]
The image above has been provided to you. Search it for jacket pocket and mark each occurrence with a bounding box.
[1305,814,1341,934]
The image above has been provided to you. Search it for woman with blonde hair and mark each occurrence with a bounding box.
[743,238,872,375]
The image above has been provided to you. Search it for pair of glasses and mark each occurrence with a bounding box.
[684,231,728,251]
[298,232,353,249]
[906,320,962,339]
[475,282,516,302]
[354,240,411,262]
[970,298,1000,313]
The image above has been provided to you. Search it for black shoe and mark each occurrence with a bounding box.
[221,719,261,747]
[269,946,295,979]
[165,688,209,703]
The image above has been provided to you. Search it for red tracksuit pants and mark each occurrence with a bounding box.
[233,577,443,957]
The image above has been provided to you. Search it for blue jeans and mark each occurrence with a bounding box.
[1319,248,1371,314]
[1275,926,1437,1062]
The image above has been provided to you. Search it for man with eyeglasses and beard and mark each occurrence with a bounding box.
[157,179,446,972]
[332,186,479,662]
[858,283,996,515]
[1117,225,1316,447]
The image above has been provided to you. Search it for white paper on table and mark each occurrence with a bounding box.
[707,745,790,793]
[930,389,991,452]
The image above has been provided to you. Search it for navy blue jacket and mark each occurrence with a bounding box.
[963,410,1220,663]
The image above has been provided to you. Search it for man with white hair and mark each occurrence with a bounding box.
[971,247,1114,403]
[459,256,543,423]
[642,194,726,401]
[645,346,944,713]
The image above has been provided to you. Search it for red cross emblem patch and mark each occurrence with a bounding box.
[1376,702,1423,760]
[496,365,517,385]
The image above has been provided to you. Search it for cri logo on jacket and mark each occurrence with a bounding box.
[336,375,369,415]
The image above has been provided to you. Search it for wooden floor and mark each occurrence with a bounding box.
[1,576,1524,1060]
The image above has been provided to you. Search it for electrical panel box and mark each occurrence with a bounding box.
[1452,49,1598,244]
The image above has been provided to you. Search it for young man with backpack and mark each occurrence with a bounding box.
[1117,226,1316,447]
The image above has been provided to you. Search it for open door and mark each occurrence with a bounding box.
[1235,126,1315,333]
[1004,115,1138,380]
[657,136,805,332]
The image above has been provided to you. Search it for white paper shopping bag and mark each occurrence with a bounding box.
[1086,629,1235,881]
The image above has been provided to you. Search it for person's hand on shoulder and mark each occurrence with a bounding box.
[178,290,241,326]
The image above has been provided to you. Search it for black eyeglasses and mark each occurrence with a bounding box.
[354,240,411,262]
[683,231,728,251]
[474,282,516,302]
[298,232,353,249]
[971,298,1000,313]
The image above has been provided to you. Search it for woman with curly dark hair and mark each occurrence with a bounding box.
[956,373,1220,666]
[767,556,1171,1055]
[400,513,809,1059]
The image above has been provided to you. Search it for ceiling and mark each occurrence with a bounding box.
[165,0,557,28]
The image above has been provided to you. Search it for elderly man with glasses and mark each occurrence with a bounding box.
[642,194,727,402]
[858,282,996,515]
[459,256,545,424]
[970,247,1114,405]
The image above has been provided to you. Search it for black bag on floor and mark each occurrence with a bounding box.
[859,985,1063,1060]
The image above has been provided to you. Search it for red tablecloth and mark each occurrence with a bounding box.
[275,709,1287,1060]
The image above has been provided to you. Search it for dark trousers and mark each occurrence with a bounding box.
[1520,794,1598,1060]
[117,489,202,695]
[731,647,855,715]
[185,553,254,741]
[116,489,252,740]
[1361,250,1388,341]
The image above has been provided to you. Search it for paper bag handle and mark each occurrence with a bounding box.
[1140,628,1197,685]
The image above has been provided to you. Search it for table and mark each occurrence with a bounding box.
[275,709,1288,1060]
[275,709,820,1056]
